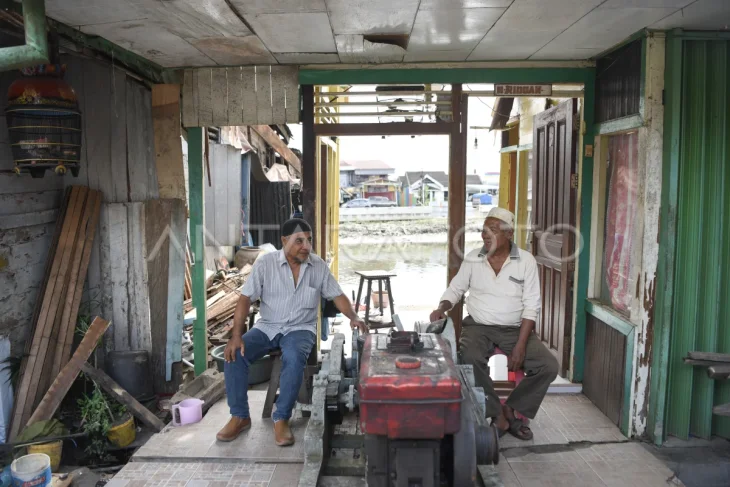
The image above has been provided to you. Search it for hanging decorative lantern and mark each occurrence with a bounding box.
[5,64,82,178]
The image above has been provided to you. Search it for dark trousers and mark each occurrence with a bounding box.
[459,315,559,419]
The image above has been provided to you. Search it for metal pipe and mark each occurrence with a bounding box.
[0,0,49,71]
[315,101,451,107]
[314,111,449,118]
[314,90,447,97]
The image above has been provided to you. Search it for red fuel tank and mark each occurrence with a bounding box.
[358,332,462,439]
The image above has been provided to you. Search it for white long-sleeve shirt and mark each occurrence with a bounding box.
[440,243,541,327]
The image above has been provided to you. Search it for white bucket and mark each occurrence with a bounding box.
[10,453,52,487]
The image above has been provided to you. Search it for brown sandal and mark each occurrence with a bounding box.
[507,418,533,441]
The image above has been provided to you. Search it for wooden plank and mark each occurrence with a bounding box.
[255,66,273,125]
[270,66,288,124]
[110,65,129,203]
[152,84,186,201]
[127,79,150,202]
[182,69,198,128]
[196,68,213,126]
[241,67,257,124]
[227,67,244,126]
[211,68,228,126]
[57,191,101,372]
[138,82,159,199]
[62,56,89,188]
[713,403,730,416]
[10,187,86,439]
[79,363,165,432]
[226,145,241,245]
[707,364,730,380]
[0,209,58,230]
[204,144,217,247]
[84,60,113,197]
[250,125,301,174]
[127,203,152,352]
[688,351,730,363]
[213,145,228,246]
[145,199,185,393]
[301,86,316,240]
[49,190,97,380]
[27,317,110,426]
[165,199,186,382]
[282,68,299,123]
[108,204,130,351]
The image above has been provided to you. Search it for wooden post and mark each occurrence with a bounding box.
[319,143,328,257]
[302,85,316,238]
[447,86,467,345]
[188,127,207,376]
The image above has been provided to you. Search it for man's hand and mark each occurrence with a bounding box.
[350,317,368,334]
[429,309,447,323]
[509,342,526,371]
[224,335,245,363]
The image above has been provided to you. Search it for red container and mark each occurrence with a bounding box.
[359,332,462,439]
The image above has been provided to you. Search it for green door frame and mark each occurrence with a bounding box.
[301,67,597,382]
[649,28,730,446]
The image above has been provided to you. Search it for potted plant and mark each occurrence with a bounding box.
[77,383,135,456]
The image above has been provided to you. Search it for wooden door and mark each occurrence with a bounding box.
[531,99,578,376]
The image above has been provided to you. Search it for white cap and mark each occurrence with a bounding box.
[486,207,515,229]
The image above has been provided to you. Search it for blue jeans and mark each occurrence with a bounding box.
[224,328,315,422]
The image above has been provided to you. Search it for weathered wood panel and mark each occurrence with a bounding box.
[181,66,299,127]
[584,314,626,426]
[152,84,186,201]
[127,79,159,202]
[204,143,242,247]
[145,199,185,393]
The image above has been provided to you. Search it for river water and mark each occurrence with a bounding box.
[336,239,485,324]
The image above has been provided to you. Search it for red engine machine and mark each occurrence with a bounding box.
[358,331,498,486]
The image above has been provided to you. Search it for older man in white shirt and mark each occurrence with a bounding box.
[430,207,558,441]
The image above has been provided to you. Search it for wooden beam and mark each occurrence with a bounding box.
[152,84,186,201]
[319,143,328,257]
[302,85,316,234]
[79,363,165,432]
[188,127,207,376]
[28,316,110,427]
[313,122,454,137]
[447,86,467,346]
[250,125,301,175]
[708,364,730,380]
[687,351,730,363]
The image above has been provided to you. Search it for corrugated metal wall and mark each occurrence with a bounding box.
[596,39,642,123]
[249,180,291,249]
[667,39,730,440]
[584,315,627,426]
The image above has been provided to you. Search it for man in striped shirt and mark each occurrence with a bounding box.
[217,218,366,446]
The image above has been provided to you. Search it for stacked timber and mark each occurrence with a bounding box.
[183,264,255,346]
[10,186,102,440]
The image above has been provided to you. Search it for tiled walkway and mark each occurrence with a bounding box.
[108,391,686,487]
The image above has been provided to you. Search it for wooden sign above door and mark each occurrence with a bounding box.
[494,84,552,96]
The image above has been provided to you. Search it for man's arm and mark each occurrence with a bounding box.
[321,269,367,333]
[510,256,542,370]
[430,260,472,321]
[225,259,264,362]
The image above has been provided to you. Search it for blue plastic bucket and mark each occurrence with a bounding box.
[10,454,51,487]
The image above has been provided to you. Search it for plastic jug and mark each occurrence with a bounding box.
[172,398,204,426]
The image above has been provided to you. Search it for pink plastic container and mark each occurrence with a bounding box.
[172,398,204,426]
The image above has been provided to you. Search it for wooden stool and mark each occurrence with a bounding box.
[354,270,396,331]
[489,347,528,425]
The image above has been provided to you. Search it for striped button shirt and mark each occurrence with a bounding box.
[240,249,344,339]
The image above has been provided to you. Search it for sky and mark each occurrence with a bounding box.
[287,95,503,177]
